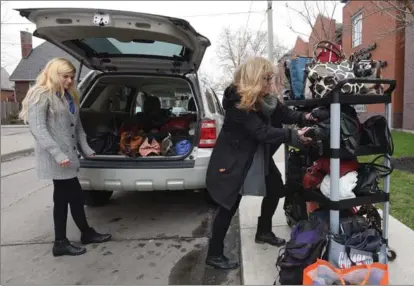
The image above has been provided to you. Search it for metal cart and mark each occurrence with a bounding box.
[283,78,396,263]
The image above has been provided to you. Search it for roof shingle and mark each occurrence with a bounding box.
[1,67,14,91]
[9,41,91,82]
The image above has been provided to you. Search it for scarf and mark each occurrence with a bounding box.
[259,94,278,118]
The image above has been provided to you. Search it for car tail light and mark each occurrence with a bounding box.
[199,119,217,148]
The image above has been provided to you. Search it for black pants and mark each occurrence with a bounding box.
[208,166,283,256]
[52,177,90,241]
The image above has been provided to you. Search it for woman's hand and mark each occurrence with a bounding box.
[59,159,71,167]
[305,113,318,122]
[88,153,96,158]
[297,127,313,144]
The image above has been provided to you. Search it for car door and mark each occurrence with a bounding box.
[16,8,211,74]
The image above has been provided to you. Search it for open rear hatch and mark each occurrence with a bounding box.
[16,8,211,74]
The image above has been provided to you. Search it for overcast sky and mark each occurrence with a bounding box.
[1,1,343,81]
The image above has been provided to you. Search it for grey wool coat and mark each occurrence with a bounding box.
[27,89,95,180]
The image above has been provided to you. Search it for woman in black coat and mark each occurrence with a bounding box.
[205,57,313,270]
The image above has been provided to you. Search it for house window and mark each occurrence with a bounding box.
[352,11,363,47]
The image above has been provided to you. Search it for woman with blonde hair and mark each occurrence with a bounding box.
[205,57,314,269]
[19,58,111,257]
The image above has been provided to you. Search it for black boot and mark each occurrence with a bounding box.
[81,228,112,245]
[206,255,239,270]
[52,238,86,257]
[255,217,286,247]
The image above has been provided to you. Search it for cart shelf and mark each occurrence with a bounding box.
[299,188,390,210]
[283,77,394,239]
[284,78,396,107]
[288,141,389,158]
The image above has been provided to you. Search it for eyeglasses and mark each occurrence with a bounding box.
[262,74,275,82]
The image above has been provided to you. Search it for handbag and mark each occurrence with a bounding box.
[313,40,344,64]
[354,154,393,196]
[120,129,145,157]
[302,160,325,189]
[303,259,388,285]
[360,115,394,155]
[328,215,384,270]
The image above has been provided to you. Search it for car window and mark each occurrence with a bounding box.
[133,91,193,116]
[204,88,216,114]
[211,89,224,115]
[111,86,135,112]
[67,38,186,59]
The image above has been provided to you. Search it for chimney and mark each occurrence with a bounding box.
[20,31,33,59]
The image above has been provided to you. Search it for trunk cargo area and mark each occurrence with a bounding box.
[80,75,200,160]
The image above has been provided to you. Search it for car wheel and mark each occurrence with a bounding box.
[203,189,218,207]
[84,190,113,206]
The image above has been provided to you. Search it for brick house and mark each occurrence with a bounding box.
[9,31,90,104]
[342,0,409,128]
[1,67,15,102]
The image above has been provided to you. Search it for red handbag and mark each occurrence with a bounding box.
[317,157,360,177]
[160,115,193,132]
[302,160,325,189]
[314,40,344,63]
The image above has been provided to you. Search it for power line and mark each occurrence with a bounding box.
[243,1,254,37]
[180,10,265,18]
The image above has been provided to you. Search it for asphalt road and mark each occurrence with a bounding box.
[1,154,241,285]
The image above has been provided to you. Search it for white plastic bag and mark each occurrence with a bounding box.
[320,171,358,200]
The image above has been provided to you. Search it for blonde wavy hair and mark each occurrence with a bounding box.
[19,57,80,123]
[234,57,276,111]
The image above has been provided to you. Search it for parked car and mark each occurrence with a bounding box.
[19,8,225,206]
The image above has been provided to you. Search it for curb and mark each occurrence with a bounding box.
[1,148,34,162]
[1,125,28,128]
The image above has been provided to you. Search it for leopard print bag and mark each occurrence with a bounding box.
[305,60,364,98]
[304,41,384,99]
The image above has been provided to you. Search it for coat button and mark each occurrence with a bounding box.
[71,123,74,127]
[73,147,76,150]
[72,135,75,138]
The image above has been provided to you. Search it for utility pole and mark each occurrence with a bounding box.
[267,0,274,63]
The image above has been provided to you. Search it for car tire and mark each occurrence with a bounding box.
[84,190,113,206]
[203,189,218,207]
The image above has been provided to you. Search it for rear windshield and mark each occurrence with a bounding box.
[66,38,187,59]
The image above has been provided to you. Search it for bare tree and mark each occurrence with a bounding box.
[285,1,340,43]
[1,1,14,69]
[215,26,288,90]
[368,1,413,34]
[198,70,226,94]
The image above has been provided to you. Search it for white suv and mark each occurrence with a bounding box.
[20,8,225,206]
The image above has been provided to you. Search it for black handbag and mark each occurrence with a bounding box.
[354,154,393,196]
[360,115,394,155]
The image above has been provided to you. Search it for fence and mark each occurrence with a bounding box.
[1,102,20,123]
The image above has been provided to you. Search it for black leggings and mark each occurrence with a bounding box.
[208,170,283,256]
[53,177,90,241]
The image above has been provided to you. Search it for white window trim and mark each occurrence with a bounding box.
[352,10,363,48]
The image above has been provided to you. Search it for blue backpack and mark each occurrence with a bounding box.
[286,57,312,100]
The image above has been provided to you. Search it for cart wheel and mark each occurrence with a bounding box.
[286,217,293,228]
[387,248,397,261]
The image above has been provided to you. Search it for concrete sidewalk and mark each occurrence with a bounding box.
[239,145,414,285]
[1,127,34,161]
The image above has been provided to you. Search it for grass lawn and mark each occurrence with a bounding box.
[358,130,414,230]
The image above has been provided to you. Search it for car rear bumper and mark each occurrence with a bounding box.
[79,165,208,191]
[78,149,212,191]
